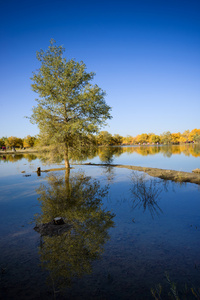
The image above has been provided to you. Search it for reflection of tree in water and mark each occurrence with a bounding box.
[98,147,123,182]
[0,153,38,162]
[0,154,24,162]
[102,165,115,183]
[130,172,163,218]
[162,145,173,158]
[35,172,115,290]
[98,147,114,164]
[98,146,124,163]
[37,138,98,165]
[23,154,38,161]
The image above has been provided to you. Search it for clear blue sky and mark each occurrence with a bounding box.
[1,0,200,138]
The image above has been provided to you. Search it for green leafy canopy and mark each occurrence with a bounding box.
[30,39,112,148]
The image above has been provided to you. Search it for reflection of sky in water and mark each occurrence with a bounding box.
[0,157,65,177]
[0,157,200,299]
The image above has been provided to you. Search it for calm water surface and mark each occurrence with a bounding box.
[86,144,200,172]
[0,149,200,299]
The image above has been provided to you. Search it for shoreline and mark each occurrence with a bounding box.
[40,163,200,185]
[0,149,38,154]
[82,163,200,185]
[1,151,200,185]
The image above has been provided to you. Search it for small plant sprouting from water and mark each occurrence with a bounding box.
[130,171,163,219]
[151,272,200,300]
[165,272,180,300]
[151,283,162,300]
[191,286,200,299]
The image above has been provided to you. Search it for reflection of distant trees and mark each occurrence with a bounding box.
[0,154,38,162]
[188,144,200,157]
[98,146,123,163]
[119,144,200,157]
[23,154,38,161]
[98,147,123,182]
[0,154,24,162]
[35,172,115,290]
[0,144,199,167]
[101,164,116,183]
[104,167,115,183]
[112,147,124,157]
[122,146,161,156]
[98,147,114,164]
[162,146,173,158]
[130,172,163,218]
[171,145,181,155]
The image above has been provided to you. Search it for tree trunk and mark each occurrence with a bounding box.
[64,143,70,169]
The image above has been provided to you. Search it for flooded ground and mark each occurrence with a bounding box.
[0,150,200,299]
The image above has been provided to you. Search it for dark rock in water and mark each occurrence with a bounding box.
[34,219,72,236]
[53,217,65,225]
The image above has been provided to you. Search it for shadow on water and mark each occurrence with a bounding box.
[34,171,115,294]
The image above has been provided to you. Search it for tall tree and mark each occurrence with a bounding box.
[171,132,181,144]
[23,135,36,148]
[96,131,113,146]
[5,136,23,148]
[160,131,172,145]
[188,129,200,142]
[149,134,160,144]
[30,40,112,169]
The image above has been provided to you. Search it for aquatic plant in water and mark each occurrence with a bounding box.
[130,171,163,218]
[151,272,200,300]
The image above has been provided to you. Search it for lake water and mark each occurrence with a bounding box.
[86,144,200,172]
[0,146,200,299]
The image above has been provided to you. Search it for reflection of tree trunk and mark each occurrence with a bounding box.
[64,143,70,169]
[65,169,71,199]
[64,141,71,198]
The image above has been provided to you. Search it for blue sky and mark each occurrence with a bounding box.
[1,0,200,138]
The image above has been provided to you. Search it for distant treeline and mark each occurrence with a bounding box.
[0,129,200,148]
[93,129,200,146]
[1,143,200,164]
[0,135,37,149]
